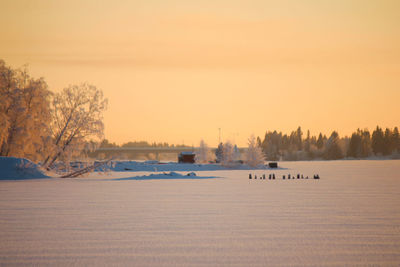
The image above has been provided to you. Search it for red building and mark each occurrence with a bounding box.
[178,152,196,163]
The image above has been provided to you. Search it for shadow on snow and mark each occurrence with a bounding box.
[112,171,219,181]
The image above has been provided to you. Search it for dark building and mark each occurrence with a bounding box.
[178,152,196,163]
[268,162,278,168]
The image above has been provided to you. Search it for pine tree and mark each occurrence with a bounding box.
[347,131,362,158]
[360,129,372,157]
[316,133,324,150]
[261,130,281,161]
[215,142,224,163]
[304,130,311,153]
[324,131,343,160]
[392,127,400,153]
[296,126,303,151]
[383,128,393,155]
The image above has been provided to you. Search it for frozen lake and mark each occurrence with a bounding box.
[1,160,400,266]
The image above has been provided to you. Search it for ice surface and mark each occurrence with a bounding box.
[0,156,49,180]
[0,160,400,266]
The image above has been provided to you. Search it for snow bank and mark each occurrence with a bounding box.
[0,157,49,180]
[113,171,218,181]
[101,160,281,173]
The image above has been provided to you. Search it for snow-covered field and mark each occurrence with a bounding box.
[1,160,400,266]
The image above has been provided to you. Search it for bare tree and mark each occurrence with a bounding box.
[245,135,265,167]
[43,83,107,169]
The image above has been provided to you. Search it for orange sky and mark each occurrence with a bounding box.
[1,0,399,146]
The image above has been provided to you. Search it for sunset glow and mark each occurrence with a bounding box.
[1,0,399,146]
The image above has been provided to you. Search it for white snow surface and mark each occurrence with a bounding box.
[1,160,400,266]
[112,171,217,181]
[0,156,49,180]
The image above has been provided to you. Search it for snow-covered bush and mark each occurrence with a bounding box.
[245,135,265,167]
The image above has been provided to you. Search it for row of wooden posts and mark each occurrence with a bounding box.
[249,174,320,180]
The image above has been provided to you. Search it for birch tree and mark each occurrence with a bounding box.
[43,83,107,169]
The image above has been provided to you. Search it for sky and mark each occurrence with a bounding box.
[1,0,399,147]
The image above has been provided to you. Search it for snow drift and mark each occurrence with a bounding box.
[0,157,49,180]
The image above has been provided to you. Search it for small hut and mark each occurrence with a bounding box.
[268,162,278,168]
[178,152,196,163]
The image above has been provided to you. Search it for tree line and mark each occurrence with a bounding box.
[100,139,190,148]
[259,126,400,161]
[0,59,107,169]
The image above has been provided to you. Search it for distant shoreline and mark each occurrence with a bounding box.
[275,155,400,162]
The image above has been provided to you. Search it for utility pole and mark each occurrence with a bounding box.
[218,128,221,144]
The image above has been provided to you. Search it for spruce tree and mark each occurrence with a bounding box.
[392,127,400,153]
[372,126,385,155]
[347,131,362,158]
[215,142,224,163]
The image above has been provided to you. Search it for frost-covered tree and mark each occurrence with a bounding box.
[214,141,237,166]
[233,144,241,161]
[245,135,265,167]
[195,140,214,163]
[43,83,107,169]
[221,141,235,167]
[0,60,52,161]
[0,60,13,148]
